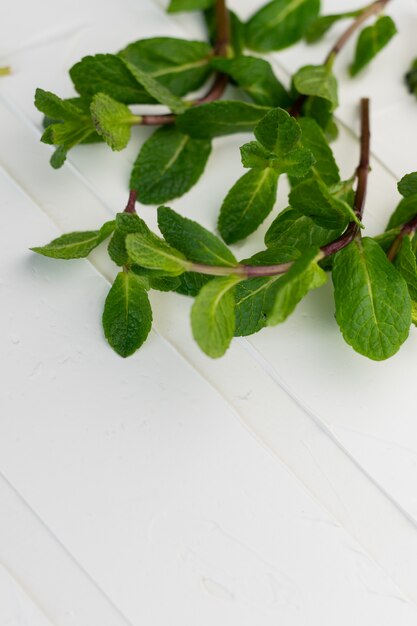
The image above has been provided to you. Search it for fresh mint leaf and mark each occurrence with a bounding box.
[333,237,411,360]
[265,207,344,250]
[175,272,212,297]
[126,231,189,276]
[302,97,336,139]
[373,227,401,253]
[267,247,327,325]
[241,245,299,267]
[305,11,361,43]
[90,93,138,151]
[240,141,272,170]
[108,213,150,267]
[148,276,182,292]
[70,54,154,104]
[296,117,340,186]
[245,0,320,52]
[394,235,417,304]
[42,96,103,145]
[211,56,290,107]
[130,126,211,205]
[122,60,189,114]
[254,107,301,155]
[168,0,214,12]
[176,101,270,139]
[157,206,237,266]
[36,88,96,166]
[31,221,115,259]
[119,38,212,97]
[386,195,417,230]
[235,277,281,336]
[406,59,417,96]
[191,275,241,358]
[293,64,338,111]
[398,172,417,198]
[50,146,68,169]
[272,147,315,177]
[350,16,397,77]
[289,177,360,229]
[218,168,279,244]
[35,88,83,121]
[102,271,152,357]
[240,140,314,177]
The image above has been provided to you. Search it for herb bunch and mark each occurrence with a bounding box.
[32,0,417,362]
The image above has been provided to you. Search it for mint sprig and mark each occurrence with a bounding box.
[30,0,417,363]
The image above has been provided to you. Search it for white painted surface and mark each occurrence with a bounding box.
[2,1,417,623]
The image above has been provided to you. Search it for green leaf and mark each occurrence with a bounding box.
[50,146,68,169]
[42,96,103,145]
[350,16,397,77]
[394,235,417,303]
[406,59,417,96]
[240,140,314,178]
[398,172,417,198]
[90,93,137,151]
[35,88,84,121]
[254,107,301,155]
[168,0,214,12]
[245,0,320,52]
[126,231,189,276]
[333,237,411,360]
[176,101,270,139]
[293,64,338,111]
[36,89,96,166]
[130,126,211,205]
[108,213,150,267]
[218,168,279,244]
[102,271,152,357]
[119,37,213,97]
[157,206,237,266]
[235,276,281,336]
[175,272,212,297]
[302,96,335,138]
[272,147,315,177]
[31,221,115,259]
[305,11,361,43]
[234,245,299,336]
[265,207,344,250]
[289,177,360,229]
[240,141,272,169]
[211,56,290,108]
[191,275,240,358]
[241,245,298,267]
[69,54,154,104]
[373,227,401,253]
[386,195,417,230]
[122,60,188,114]
[296,117,340,186]
[148,276,182,292]
[267,247,327,325]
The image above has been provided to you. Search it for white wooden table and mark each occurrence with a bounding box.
[2,1,417,623]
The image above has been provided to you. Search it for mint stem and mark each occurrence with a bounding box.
[387,215,417,261]
[140,0,230,127]
[325,0,391,62]
[188,98,371,278]
[290,0,390,117]
[124,189,137,214]
[321,98,370,256]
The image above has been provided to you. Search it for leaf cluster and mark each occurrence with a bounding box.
[32,0,416,364]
